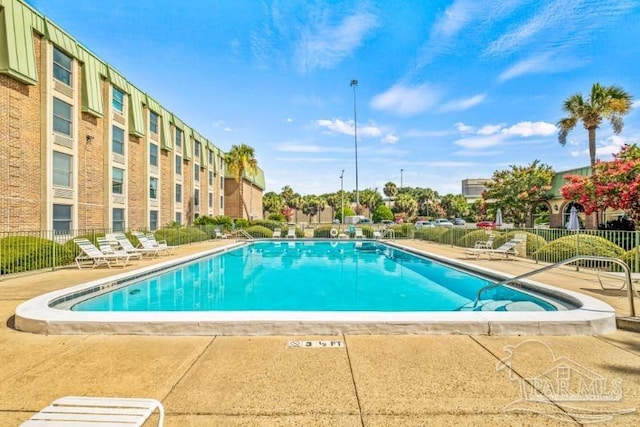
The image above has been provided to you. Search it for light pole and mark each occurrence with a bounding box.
[340,170,344,224]
[350,79,359,207]
[400,168,404,189]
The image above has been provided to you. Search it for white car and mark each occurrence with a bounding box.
[434,219,454,227]
[415,221,435,229]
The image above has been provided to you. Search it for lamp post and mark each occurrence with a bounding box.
[350,79,359,207]
[340,169,344,224]
[400,168,404,189]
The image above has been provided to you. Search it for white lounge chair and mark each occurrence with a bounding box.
[473,233,495,250]
[214,228,228,239]
[464,235,524,260]
[373,231,382,239]
[272,228,282,238]
[286,227,296,239]
[354,228,364,239]
[140,232,175,255]
[110,233,160,258]
[21,396,164,426]
[596,271,640,296]
[97,237,142,261]
[74,238,130,269]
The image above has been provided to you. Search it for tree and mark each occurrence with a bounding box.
[280,185,294,206]
[483,160,554,226]
[225,143,258,218]
[301,195,319,222]
[393,193,418,218]
[324,193,339,219]
[289,194,303,223]
[335,205,355,222]
[372,204,394,223]
[562,144,640,222]
[383,182,397,208]
[262,192,283,217]
[440,194,469,218]
[359,188,383,217]
[558,83,633,168]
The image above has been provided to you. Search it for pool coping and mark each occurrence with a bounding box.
[14,240,617,336]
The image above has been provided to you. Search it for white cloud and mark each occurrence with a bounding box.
[273,142,352,154]
[315,119,382,139]
[370,83,441,116]
[477,124,503,135]
[382,133,399,144]
[212,120,225,128]
[498,53,553,81]
[404,129,454,138]
[440,94,486,112]
[286,117,293,123]
[632,100,640,108]
[455,122,476,134]
[502,121,556,137]
[295,12,379,73]
[223,127,232,132]
[454,133,508,149]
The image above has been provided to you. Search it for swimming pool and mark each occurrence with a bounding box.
[69,241,557,312]
[15,240,617,335]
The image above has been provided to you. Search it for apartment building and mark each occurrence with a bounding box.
[0,0,264,233]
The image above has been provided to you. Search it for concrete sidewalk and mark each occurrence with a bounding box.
[1,239,638,426]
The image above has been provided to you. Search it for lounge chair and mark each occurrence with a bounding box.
[110,233,160,258]
[596,271,640,296]
[464,235,525,260]
[373,231,382,239]
[97,237,142,260]
[354,228,364,239]
[144,232,175,255]
[286,227,296,239]
[21,396,164,426]
[214,228,228,239]
[473,233,495,250]
[74,238,130,269]
[272,228,282,238]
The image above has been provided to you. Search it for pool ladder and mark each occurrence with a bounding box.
[474,255,637,317]
[234,229,254,240]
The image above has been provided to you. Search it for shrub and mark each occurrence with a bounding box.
[194,215,233,230]
[372,205,394,223]
[267,213,286,222]
[533,234,624,264]
[245,225,273,238]
[389,224,413,238]
[618,247,640,272]
[335,205,355,222]
[314,225,335,238]
[0,236,75,274]
[250,219,284,231]
[414,227,447,242]
[235,218,250,229]
[155,227,208,246]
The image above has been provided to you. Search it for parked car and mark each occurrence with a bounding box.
[380,220,394,226]
[415,220,435,229]
[452,218,466,226]
[434,219,454,227]
[359,218,372,224]
[476,220,496,229]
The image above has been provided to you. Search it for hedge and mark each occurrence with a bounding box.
[533,234,625,264]
[0,236,75,274]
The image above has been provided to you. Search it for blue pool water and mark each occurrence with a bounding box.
[71,241,558,312]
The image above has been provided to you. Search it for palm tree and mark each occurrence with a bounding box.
[262,192,283,217]
[289,194,303,223]
[280,185,294,206]
[225,144,258,219]
[383,182,398,208]
[558,83,633,168]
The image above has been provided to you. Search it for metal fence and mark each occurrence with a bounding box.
[1,224,639,278]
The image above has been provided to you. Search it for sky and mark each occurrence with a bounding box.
[27,0,640,196]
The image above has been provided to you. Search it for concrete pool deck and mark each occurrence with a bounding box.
[1,239,639,425]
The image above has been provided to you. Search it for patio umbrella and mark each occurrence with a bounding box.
[567,206,579,230]
[495,208,503,227]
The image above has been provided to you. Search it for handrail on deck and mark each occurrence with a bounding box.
[474,255,636,317]
[234,229,254,240]
[382,229,395,239]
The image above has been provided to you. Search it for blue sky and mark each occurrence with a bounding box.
[28,0,640,196]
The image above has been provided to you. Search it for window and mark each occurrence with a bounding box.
[53,98,72,136]
[175,128,182,148]
[149,210,158,230]
[149,111,159,134]
[220,195,224,210]
[209,192,213,208]
[53,47,72,86]
[175,212,182,224]
[194,189,200,207]
[112,167,124,194]
[149,177,158,199]
[149,143,158,166]
[208,150,213,164]
[194,141,200,157]
[112,208,125,231]
[194,163,199,182]
[220,175,224,189]
[175,183,182,203]
[53,204,71,232]
[112,87,125,114]
[112,126,124,155]
[175,155,182,175]
[52,151,72,187]
[209,170,213,186]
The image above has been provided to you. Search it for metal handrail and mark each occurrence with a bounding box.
[234,229,254,240]
[382,229,395,239]
[474,255,636,317]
